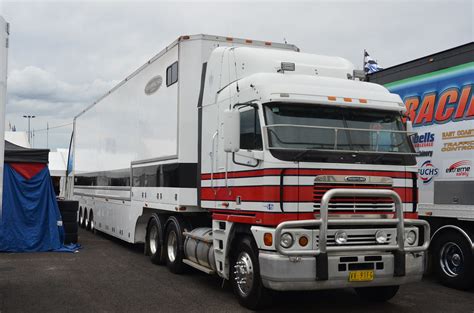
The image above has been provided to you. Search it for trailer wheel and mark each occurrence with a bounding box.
[355,285,399,302]
[85,209,91,231]
[83,209,88,229]
[146,215,166,265]
[89,211,95,233]
[165,216,189,274]
[230,236,271,310]
[79,207,84,228]
[432,231,474,290]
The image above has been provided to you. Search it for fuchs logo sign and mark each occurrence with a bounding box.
[412,132,435,148]
[445,160,471,177]
[418,160,439,184]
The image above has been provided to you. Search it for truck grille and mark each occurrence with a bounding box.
[313,175,395,212]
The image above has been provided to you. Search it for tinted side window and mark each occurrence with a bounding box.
[240,108,262,150]
[166,62,178,86]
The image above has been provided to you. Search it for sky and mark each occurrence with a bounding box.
[0,0,472,149]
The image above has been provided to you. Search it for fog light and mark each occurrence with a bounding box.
[406,230,417,245]
[375,230,388,244]
[280,233,294,248]
[334,230,348,245]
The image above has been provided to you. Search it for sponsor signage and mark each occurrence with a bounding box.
[386,63,473,128]
[418,160,439,184]
[412,132,435,148]
[445,160,471,177]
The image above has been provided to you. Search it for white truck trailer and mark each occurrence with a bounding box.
[368,43,474,290]
[67,34,430,309]
[0,17,9,214]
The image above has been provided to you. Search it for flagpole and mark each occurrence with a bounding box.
[363,49,366,73]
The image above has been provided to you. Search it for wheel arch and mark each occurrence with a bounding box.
[432,225,474,252]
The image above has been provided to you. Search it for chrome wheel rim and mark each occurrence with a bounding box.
[90,219,94,231]
[79,211,83,225]
[440,242,464,277]
[233,251,254,297]
[167,230,177,262]
[149,225,158,255]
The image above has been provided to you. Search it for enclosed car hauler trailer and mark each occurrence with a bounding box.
[68,34,430,309]
[368,43,474,290]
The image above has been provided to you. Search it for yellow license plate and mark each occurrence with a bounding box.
[349,270,374,282]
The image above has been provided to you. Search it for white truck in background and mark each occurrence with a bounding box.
[67,34,430,309]
[368,43,474,290]
[0,16,9,213]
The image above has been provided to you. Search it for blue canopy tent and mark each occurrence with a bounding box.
[0,141,65,252]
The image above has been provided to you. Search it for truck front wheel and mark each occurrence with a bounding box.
[230,236,271,310]
[355,285,399,302]
[432,231,474,290]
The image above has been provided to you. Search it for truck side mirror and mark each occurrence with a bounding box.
[223,109,240,153]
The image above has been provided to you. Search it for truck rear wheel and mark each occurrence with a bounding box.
[355,285,399,302]
[230,236,271,310]
[146,215,166,265]
[432,231,474,290]
[165,216,189,273]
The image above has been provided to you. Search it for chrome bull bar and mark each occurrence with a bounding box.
[274,189,430,280]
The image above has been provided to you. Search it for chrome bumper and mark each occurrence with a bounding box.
[272,189,430,282]
[259,251,425,291]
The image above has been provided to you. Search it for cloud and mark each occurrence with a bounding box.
[9,66,118,104]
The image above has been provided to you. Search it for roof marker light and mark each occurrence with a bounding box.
[226,37,233,41]
[328,96,337,101]
[245,39,253,44]
[359,99,368,103]
[343,98,352,102]
[264,42,272,46]
[181,35,190,40]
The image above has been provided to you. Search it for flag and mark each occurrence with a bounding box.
[364,50,383,74]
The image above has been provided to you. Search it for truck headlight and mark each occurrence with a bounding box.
[280,233,294,248]
[405,230,417,245]
[334,230,348,245]
[375,230,388,244]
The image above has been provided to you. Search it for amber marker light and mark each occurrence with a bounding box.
[328,96,337,101]
[264,233,273,246]
[359,98,368,103]
[299,235,309,247]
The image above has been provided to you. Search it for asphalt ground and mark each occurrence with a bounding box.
[1,229,474,313]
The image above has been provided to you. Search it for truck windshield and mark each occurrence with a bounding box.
[263,103,416,165]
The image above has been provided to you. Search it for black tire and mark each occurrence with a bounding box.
[146,214,166,265]
[230,236,272,310]
[165,216,190,274]
[60,211,77,223]
[85,210,91,231]
[78,207,84,227]
[82,209,88,229]
[88,211,95,233]
[432,231,474,290]
[355,285,399,302]
[58,200,79,212]
[64,232,78,244]
[63,221,78,234]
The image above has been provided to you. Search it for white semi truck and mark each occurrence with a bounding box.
[67,34,430,309]
[368,43,474,290]
[0,16,9,213]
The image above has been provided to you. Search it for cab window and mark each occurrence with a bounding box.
[240,107,262,150]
